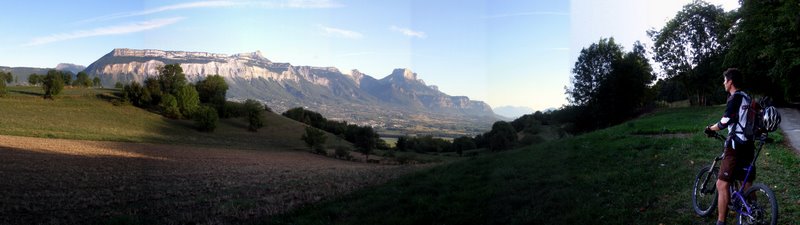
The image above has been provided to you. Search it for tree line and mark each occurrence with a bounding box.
[0,69,103,99]
[551,0,800,134]
[282,107,387,160]
[119,63,266,132]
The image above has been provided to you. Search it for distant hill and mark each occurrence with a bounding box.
[0,66,50,85]
[83,48,498,137]
[55,63,86,74]
[493,105,535,119]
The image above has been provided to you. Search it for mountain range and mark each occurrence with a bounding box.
[79,48,497,137]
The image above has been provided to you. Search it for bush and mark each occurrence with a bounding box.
[196,74,228,107]
[176,85,199,116]
[301,126,327,151]
[0,71,10,97]
[335,146,352,159]
[221,101,245,118]
[160,94,181,119]
[244,99,264,131]
[194,105,218,132]
[42,70,64,99]
[114,82,124,89]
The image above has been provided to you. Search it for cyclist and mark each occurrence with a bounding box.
[704,68,755,225]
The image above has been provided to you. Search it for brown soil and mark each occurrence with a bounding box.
[0,135,425,224]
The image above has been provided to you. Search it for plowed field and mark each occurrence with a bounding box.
[0,135,423,224]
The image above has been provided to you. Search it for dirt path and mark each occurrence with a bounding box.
[778,107,800,153]
[778,108,800,154]
[0,135,426,224]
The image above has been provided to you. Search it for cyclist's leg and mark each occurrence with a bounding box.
[717,146,737,223]
[717,179,731,222]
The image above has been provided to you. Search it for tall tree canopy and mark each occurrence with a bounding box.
[567,38,655,131]
[567,37,624,106]
[648,0,733,105]
[158,64,187,95]
[196,74,228,107]
[724,0,800,102]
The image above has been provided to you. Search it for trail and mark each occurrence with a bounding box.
[778,107,800,153]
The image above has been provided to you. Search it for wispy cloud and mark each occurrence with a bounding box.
[25,17,184,47]
[78,0,342,24]
[320,25,363,39]
[483,11,569,19]
[390,26,426,39]
[77,1,237,24]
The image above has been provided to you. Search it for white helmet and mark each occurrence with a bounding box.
[762,106,781,132]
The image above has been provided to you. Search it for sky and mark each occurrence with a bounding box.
[0,0,740,112]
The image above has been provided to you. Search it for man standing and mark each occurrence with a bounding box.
[704,68,755,225]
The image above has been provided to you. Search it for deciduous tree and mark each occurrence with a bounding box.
[244,99,264,132]
[196,74,228,107]
[648,0,733,105]
[42,70,64,99]
[301,126,327,152]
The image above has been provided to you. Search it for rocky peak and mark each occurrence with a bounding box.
[390,68,417,81]
[232,50,270,62]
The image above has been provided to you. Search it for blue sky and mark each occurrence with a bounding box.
[0,0,739,111]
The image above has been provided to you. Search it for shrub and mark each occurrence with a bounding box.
[244,99,264,131]
[194,105,218,132]
[221,101,245,118]
[160,94,181,119]
[335,146,351,159]
[73,72,92,88]
[176,85,199,116]
[196,74,228,107]
[92,77,101,87]
[301,126,327,151]
[114,82,124,89]
[42,70,64,99]
[0,71,10,97]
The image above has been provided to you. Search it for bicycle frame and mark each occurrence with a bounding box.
[699,132,768,220]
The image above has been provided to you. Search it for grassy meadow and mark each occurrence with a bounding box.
[0,86,352,151]
[269,106,800,224]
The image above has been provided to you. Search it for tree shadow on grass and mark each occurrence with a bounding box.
[9,89,42,97]
[94,93,121,102]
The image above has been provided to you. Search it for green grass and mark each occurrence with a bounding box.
[0,86,351,150]
[268,106,800,224]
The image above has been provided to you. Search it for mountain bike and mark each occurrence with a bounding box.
[691,132,778,225]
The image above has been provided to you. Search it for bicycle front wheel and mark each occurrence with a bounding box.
[692,165,719,217]
[737,183,778,225]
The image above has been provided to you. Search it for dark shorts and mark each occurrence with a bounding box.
[718,142,756,182]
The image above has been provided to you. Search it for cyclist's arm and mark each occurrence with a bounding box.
[708,94,742,131]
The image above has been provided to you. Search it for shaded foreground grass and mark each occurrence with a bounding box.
[0,86,350,150]
[269,107,800,224]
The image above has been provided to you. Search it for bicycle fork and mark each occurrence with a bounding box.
[700,154,724,193]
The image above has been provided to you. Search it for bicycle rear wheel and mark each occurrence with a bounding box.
[737,183,778,225]
[692,166,719,217]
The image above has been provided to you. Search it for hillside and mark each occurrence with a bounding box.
[0,86,351,151]
[270,107,800,224]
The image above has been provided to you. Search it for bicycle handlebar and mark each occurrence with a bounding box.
[706,131,773,144]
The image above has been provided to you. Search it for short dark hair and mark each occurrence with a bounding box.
[723,68,743,88]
